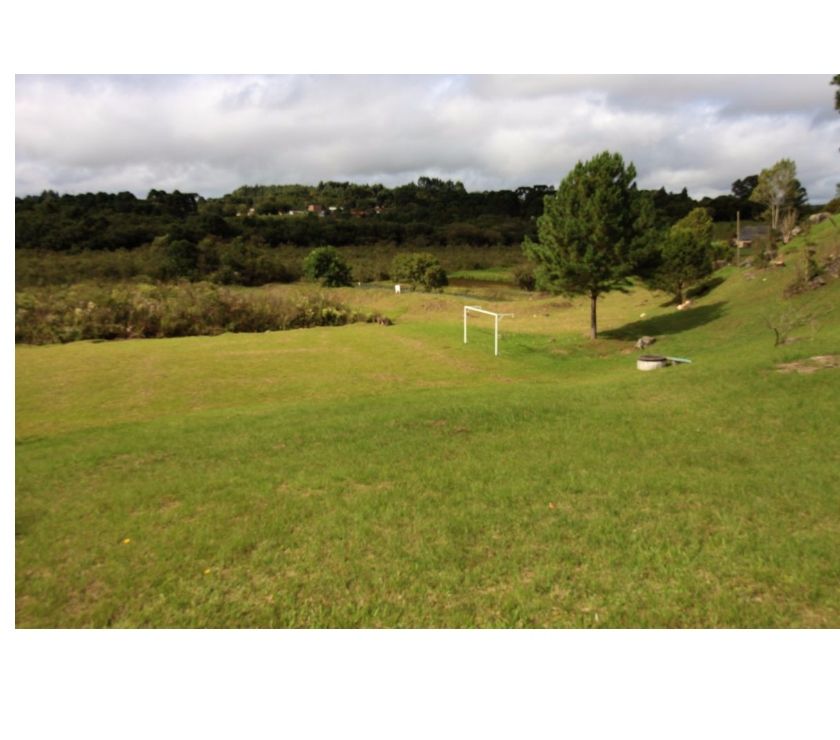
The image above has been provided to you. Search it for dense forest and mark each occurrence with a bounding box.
[17,176,803,253]
[14,174,826,288]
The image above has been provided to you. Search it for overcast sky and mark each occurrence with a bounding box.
[14,74,840,202]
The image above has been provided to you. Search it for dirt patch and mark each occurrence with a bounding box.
[775,355,840,374]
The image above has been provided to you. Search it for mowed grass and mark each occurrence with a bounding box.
[16,225,840,627]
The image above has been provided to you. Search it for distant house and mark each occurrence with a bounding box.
[307,204,323,214]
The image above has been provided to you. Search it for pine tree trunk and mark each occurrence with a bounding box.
[589,292,597,340]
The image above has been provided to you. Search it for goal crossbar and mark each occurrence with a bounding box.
[463,305,514,356]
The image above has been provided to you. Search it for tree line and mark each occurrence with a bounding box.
[15,173,811,257]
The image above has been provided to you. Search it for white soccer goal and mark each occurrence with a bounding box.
[463,305,514,356]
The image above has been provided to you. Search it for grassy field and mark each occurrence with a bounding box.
[15,222,840,627]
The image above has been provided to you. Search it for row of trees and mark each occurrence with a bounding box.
[15,187,538,252]
[17,172,809,255]
[210,179,555,221]
[524,152,810,339]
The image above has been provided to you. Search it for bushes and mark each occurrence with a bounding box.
[391,252,448,291]
[512,265,536,291]
[15,239,302,288]
[16,241,532,290]
[212,238,301,286]
[15,283,381,345]
[303,246,353,287]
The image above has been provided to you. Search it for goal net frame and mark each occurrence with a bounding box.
[463,305,514,356]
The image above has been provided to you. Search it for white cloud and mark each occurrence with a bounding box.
[15,74,840,202]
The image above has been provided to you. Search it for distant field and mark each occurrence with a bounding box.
[448,267,514,283]
[15,221,840,627]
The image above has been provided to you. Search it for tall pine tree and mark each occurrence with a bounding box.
[524,151,643,339]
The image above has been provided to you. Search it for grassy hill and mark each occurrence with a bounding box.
[15,220,840,627]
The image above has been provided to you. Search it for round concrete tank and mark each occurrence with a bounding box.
[637,355,669,371]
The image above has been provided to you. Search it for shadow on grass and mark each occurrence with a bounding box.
[658,276,727,307]
[688,275,726,300]
[602,301,727,341]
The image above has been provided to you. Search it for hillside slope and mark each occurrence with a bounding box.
[15,220,840,627]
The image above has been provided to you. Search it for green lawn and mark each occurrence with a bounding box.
[448,267,515,282]
[15,223,840,627]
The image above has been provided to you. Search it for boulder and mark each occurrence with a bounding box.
[634,335,656,349]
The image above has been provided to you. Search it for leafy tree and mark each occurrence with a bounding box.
[833,74,840,113]
[732,175,758,200]
[523,151,644,339]
[627,191,667,278]
[303,246,353,287]
[750,159,797,230]
[791,179,808,211]
[147,189,200,217]
[160,237,200,279]
[652,207,714,305]
[515,185,556,218]
[731,175,758,201]
[650,186,696,223]
[698,194,743,222]
[391,252,448,291]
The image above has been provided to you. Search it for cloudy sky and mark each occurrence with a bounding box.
[14,74,840,202]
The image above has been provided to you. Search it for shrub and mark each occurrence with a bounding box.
[391,252,448,292]
[15,282,375,345]
[513,265,536,291]
[303,246,353,287]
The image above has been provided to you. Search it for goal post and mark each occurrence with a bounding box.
[463,305,514,356]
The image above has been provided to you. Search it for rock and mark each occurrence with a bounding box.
[635,335,656,349]
[809,212,832,224]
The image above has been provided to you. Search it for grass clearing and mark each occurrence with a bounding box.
[15,222,840,627]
